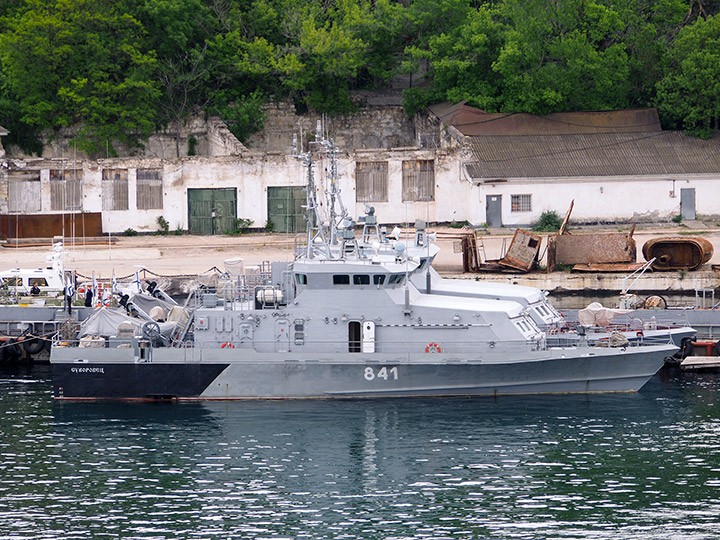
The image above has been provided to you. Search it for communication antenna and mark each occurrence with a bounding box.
[293,129,331,259]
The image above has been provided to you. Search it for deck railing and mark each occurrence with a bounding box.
[53,333,674,355]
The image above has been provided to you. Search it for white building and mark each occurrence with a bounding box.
[429,103,720,227]
[1,105,719,239]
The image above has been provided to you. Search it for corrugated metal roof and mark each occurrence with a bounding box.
[466,131,720,179]
[428,102,662,135]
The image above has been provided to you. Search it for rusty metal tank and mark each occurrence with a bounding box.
[642,237,714,271]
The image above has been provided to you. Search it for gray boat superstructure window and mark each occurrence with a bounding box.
[534,304,552,319]
[294,319,305,345]
[353,274,370,285]
[332,273,392,287]
[296,273,307,285]
[514,318,539,339]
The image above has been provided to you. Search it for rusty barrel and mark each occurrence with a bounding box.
[642,237,714,270]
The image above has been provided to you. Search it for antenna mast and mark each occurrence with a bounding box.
[293,123,332,260]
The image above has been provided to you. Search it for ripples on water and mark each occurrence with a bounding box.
[1,366,719,539]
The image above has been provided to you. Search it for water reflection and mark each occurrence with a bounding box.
[1,366,719,539]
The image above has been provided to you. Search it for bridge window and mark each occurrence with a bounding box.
[353,274,370,285]
[373,275,386,285]
[333,275,350,285]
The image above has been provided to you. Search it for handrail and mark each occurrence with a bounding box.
[621,257,656,295]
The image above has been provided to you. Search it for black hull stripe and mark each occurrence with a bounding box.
[52,363,230,399]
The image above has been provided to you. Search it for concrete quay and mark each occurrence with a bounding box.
[2,222,719,310]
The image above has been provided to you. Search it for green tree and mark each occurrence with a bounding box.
[279,12,368,113]
[130,0,215,59]
[403,5,504,115]
[129,0,217,156]
[0,90,44,155]
[206,28,279,141]
[493,0,631,114]
[608,0,688,107]
[0,0,160,155]
[406,0,475,50]
[656,13,720,137]
[333,0,409,88]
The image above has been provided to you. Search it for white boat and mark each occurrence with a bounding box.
[0,242,66,297]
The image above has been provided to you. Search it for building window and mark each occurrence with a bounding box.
[511,194,532,213]
[137,168,163,210]
[7,169,41,213]
[402,160,434,202]
[356,161,388,202]
[102,169,129,210]
[50,169,82,211]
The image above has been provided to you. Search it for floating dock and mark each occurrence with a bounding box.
[680,356,720,371]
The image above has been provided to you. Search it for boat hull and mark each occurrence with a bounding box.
[51,344,675,400]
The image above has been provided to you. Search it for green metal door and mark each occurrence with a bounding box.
[267,187,306,233]
[213,188,237,234]
[188,188,237,235]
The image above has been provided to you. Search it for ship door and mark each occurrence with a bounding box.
[486,195,502,228]
[348,321,361,353]
[681,188,696,221]
[362,321,375,353]
[275,319,290,352]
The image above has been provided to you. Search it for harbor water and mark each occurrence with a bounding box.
[1,365,719,539]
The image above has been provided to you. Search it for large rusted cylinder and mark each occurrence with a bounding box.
[642,237,714,270]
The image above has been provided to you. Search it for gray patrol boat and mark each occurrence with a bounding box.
[50,134,678,400]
